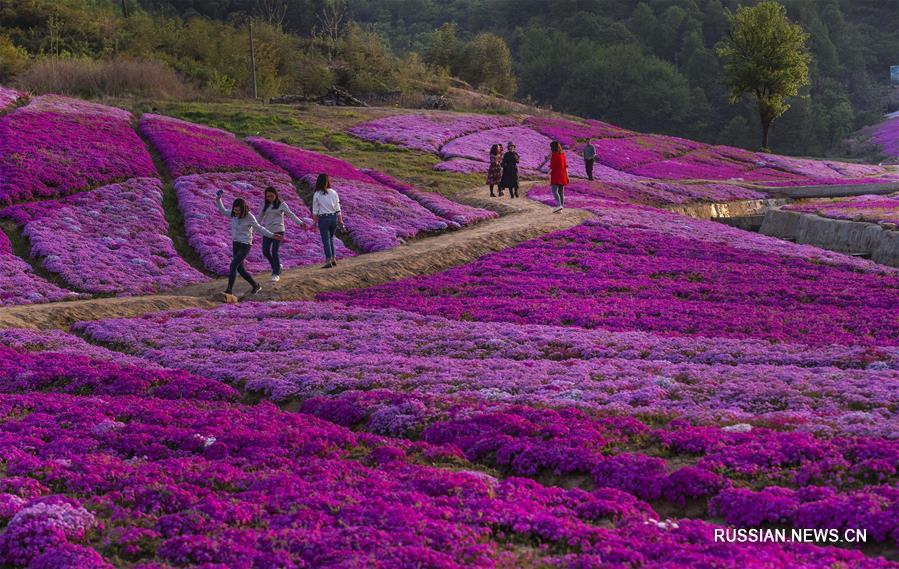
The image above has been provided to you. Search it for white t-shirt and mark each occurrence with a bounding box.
[312,188,341,215]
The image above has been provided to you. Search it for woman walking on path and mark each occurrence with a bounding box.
[258,186,307,282]
[549,141,569,212]
[215,190,280,295]
[500,142,520,198]
[311,174,346,269]
[486,144,503,197]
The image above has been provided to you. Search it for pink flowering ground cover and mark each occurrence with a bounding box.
[139,114,280,178]
[523,116,632,148]
[1,178,206,295]
[871,116,899,158]
[362,169,498,226]
[326,193,899,347]
[347,113,517,153]
[561,179,765,206]
[174,171,352,275]
[248,137,376,183]
[440,125,555,170]
[784,194,899,225]
[247,138,451,252]
[0,96,155,205]
[4,392,888,567]
[76,301,899,551]
[0,231,79,306]
[0,86,25,111]
[590,135,706,171]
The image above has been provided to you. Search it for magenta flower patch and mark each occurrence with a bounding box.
[1,178,207,295]
[140,114,280,177]
[0,96,155,205]
[347,113,517,153]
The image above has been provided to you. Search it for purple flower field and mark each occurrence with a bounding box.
[362,169,497,226]
[0,86,24,111]
[348,113,517,153]
[0,232,80,306]
[174,170,353,274]
[1,178,207,295]
[872,116,899,158]
[140,114,281,178]
[0,96,155,205]
[4,94,899,566]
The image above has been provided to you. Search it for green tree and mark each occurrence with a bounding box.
[716,1,810,151]
[423,22,459,71]
[457,32,516,96]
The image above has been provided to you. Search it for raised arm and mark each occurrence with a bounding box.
[214,194,230,216]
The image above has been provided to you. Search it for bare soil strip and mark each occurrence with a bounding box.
[0,182,590,330]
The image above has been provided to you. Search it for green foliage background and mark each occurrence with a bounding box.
[1,0,898,156]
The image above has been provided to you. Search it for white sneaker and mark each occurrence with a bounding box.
[553,206,562,213]
[271,275,280,282]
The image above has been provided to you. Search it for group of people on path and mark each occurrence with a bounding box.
[214,173,344,296]
[486,139,597,213]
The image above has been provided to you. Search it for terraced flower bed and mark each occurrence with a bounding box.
[347,113,517,153]
[326,194,898,347]
[140,114,281,177]
[1,178,206,294]
[0,96,155,205]
[0,231,79,306]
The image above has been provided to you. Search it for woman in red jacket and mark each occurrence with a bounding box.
[549,141,569,213]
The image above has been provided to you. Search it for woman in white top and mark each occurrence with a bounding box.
[258,186,307,282]
[311,173,345,269]
[215,191,280,295]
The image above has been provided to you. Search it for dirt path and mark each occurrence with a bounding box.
[0,183,589,330]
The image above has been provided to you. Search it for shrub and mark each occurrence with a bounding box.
[18,57,193,99]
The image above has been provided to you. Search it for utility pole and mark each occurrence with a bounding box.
[248,22,258,100]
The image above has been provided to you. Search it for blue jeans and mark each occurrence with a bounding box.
[318,214,338,260]
[261,234,283,274]
[227,242,256,292]
[551,184,565,207]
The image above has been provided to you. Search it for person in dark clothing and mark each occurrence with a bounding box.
[583,140,596,181]
[500,142,520,198]
[486,144,503,197]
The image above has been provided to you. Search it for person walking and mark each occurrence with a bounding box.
[486,144,502,197]
[549,141,569,213]
[258,186,307,282]
[311,173,345,269]
[583,139,596,181]
[215,190,280,296]
[500,142,520,198]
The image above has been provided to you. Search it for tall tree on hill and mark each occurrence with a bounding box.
[717,1,810,151]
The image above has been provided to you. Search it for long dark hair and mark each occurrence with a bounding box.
[230,198,249,218]
[262,186,281,211]
[550,141,562,153]
[314,173,332,194]
[490,144,499,156]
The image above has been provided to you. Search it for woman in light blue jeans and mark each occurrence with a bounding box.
[311,173,346,269]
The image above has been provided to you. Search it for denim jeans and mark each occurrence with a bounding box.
[261,234,283,274]
[318,214,338,260]
[551,184,565,207]
[228,242,257,292]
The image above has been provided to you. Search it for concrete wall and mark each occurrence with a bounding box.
[760,209,899,267]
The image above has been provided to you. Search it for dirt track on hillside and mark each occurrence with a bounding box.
[0,183,589,330]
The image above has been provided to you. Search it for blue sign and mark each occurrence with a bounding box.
[892,66,899,85]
